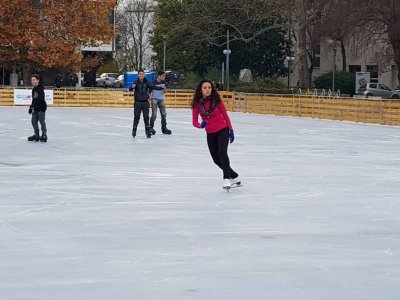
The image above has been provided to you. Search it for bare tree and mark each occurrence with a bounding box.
[317,0,351,71]
[115,0,154,70]
[355,0,400,85]
[291,0,330,88]
[172,0,292,47]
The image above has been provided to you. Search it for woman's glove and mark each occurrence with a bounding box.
[229,129,235,143]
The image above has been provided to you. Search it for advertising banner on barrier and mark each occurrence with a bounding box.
[14,89,54,105]
[355,72,371,94]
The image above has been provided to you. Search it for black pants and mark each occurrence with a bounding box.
[133,101,150,129]
[207,127,238,179]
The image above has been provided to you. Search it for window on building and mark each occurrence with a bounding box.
[312,45,321,68]
[366,65,379,83]
[349,65,361,73]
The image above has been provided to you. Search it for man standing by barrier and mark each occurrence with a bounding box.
[130,69,151,138]
[149,71,172,135]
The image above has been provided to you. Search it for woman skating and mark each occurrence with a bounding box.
[192,79,240,190]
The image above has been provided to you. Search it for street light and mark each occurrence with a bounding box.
[285,56,295,88]
[150,52,157,71]
[328,39,337,92]
[223,29,231,91]
[182,50,187,71]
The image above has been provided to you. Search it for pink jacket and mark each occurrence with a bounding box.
[192,100,233,133]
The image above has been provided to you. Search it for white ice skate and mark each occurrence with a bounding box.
[230,176,241,187]
[223,179,231,191]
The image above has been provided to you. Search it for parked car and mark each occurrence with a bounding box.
[112,75,124,88]
[96,73,119,88]
[358,83,400,99]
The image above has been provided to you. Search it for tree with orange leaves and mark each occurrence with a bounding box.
[0,0,116,83]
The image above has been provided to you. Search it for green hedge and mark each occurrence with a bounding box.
[314,71,356,96]
[234,77,292,93]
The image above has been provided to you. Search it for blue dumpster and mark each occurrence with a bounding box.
[124,71,157,89]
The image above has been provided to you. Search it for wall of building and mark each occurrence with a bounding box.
[285,40,399,91]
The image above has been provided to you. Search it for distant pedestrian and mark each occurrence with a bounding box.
[54,73,63,88]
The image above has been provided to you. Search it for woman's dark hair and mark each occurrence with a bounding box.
[31,74,40,81]
[191,79,221,108]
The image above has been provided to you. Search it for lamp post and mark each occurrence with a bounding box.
[150,52,157,71]
[162,35,167,72]
[285,56,295,88]
[182,50,187,71]
[223,29,231,91]
[328,39,337,92]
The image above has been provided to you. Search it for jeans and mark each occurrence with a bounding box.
[150,99,167,129]
[31,111,46,135]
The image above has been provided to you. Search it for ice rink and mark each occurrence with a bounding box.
[1,106,400,300]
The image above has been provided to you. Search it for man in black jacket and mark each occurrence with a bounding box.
[28,74,47,142]
[129,69,151,138]
[54,73,63,88]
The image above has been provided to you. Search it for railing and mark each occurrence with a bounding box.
[232,93,400,126]
[1,88,399,126]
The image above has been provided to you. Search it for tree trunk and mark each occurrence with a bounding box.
[387,6,400,87]
[296,0,311,88]
[22,63,33,87]
[298,26,311,88]
[341,40,347,71]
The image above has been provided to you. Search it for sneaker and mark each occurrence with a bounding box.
[28,134,39,142]
[230,176,241,186]
[223,179,231,189]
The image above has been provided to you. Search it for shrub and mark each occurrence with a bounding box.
[314,71,356,96]
[97,62,119,74]
[234,77,292,93]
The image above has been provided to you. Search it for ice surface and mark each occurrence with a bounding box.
[0,106,400,299]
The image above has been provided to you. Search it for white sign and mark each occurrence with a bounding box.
[355,72,370,94]
[14,89,54,105]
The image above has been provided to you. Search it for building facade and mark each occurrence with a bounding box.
[287,39,399,91]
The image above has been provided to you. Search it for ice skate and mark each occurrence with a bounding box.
[39,133,47,142]
[28,133,39,142]
[150,127,156,135]
[132,126,137,138]
[145,126,152,138]
[230,176,241,187]
[223,179,231,191]
[162,127,172,135]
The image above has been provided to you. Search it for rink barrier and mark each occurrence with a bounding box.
[0,89,14,106]
[232,93,400,126]
[1,88,400,126]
